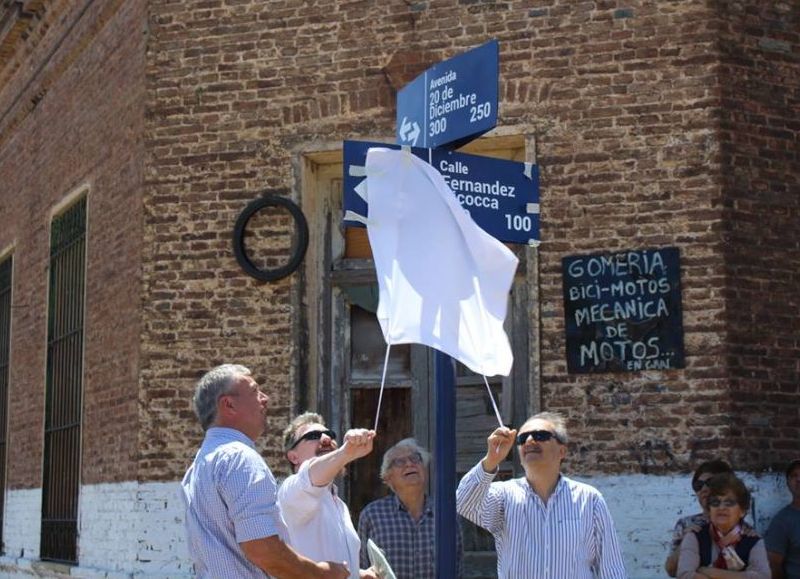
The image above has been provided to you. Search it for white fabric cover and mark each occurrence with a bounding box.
[364,147,518,377]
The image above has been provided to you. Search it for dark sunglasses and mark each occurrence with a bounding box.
[289,429,336,451]
[516,430,560,445]
[692,478,712,492]
[707,498,738,508]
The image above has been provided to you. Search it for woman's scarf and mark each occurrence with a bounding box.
[711,523,745,570]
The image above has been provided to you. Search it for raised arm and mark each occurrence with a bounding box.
[455,427,516,534]
[307,429,375,487]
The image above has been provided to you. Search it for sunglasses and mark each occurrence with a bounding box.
[289,429,336,451]
[389,453,423,469]
[516,430,561,445]
[708,498,739,509]
[692,478,712,493]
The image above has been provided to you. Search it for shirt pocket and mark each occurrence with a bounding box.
[555,516,591,563]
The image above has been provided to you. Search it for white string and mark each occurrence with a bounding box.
[373,343,392,432]
[483,374,503,427]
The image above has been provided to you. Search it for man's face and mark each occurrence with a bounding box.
[516,418,566,470]
[383,450,427,496]
[224,374,269,441]
[287,422,338,469]
[787,465,800,501]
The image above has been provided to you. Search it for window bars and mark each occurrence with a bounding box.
[41,198,86,564]
[0,256,11,554]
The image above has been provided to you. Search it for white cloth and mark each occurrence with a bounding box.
[180,427,287,579]
[364,148,519,376]
[456,464,627,579]
[278,460,361,579]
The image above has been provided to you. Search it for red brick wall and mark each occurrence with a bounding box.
[5,0,794,487]
[139,0,767,481]
[718,2,800,470]
[0,0,146,488]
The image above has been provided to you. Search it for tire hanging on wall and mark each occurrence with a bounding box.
[232,195,309,282]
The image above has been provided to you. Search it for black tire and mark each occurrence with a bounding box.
[232,195,309,282]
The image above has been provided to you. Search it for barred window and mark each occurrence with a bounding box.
[0,255,11,554]
[41,198,86,564]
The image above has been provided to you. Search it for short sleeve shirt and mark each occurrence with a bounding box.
[765,505,800,578]
[180,427,286,578]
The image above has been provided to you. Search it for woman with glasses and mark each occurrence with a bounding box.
[666,460,735,576]
[357,439,463,579]
[676,473,770,579]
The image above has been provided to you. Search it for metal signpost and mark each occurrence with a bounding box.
[396,40,498,149]
[343,40,538,579]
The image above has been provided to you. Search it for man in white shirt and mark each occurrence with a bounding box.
[279,412,379,579]
[456,411,626,579]
[180,364,348,579]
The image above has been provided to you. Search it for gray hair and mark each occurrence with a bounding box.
[380,438,430,483]
[283,411,326,453]
[522,411,569,445]
[193,364,251,430]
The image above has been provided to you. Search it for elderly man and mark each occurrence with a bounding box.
[456,411,626,579]
[357,438,463,579]
[765,459,800,579]
[180,364,348,578]
[278,412,378,579]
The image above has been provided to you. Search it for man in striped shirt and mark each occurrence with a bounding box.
[180,364,349,578]
[456,411,627,579]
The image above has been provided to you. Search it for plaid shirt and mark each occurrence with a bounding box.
[357,494,463,579]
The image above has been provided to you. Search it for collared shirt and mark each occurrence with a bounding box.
[180,427,286,579]
[278,459,361,579]
[456,463,627,579]
[357,494,463,579]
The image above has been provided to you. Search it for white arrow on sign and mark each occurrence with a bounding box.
[399,116,420,146]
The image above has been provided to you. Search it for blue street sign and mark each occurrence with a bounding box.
[343,140,540,246]
[396,40,498,149]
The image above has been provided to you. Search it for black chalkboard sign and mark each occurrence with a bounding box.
[562,247,685,373]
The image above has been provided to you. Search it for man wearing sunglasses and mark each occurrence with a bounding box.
[278,412,379,579]
[456,411,626,579]
[180,365,348,579]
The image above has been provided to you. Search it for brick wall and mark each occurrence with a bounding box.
[0,0,146,488]
[717,2,800,470]
[140,0,798,480]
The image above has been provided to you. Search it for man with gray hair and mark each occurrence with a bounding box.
[457,411,626,579]
[180,364,348,579]
[357,438,463,579]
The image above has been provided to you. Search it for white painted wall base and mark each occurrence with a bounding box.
[1,481,192,578]
[0,474,791,578]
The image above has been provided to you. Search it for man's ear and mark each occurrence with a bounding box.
[286,450,299,468]
[217,394,235,420]
[558,444,567,461]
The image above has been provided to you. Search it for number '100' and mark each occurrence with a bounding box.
[505,214,532,232]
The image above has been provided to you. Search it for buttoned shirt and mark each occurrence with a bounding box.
[456,463,627,579]
[357,494,463,579]
[278,459,361,579]
[180,427,286,579]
